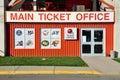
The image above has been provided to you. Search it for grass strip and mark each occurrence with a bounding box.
[0,57,88,66]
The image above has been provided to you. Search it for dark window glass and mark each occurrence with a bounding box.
[82,30,91,42]
[82,44,91,53]
[94,30,103,42]
[94,44,103,53]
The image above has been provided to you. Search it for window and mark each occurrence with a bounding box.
[94,44,103,53]
[94,30,103,42]
[82,44,91,53]
[14,28,35,49]
[82,30,91,42]
[41,28,61,49]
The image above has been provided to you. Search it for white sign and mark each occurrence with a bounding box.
[51,39,61,48]
[41,28,61,49]
[15,28,24,49]
[25,28,35,48]
[41,39,51,49]
[51,29,61,48]
[6,11,114,23]
[14,28,35,49]
[41,28,51,49]
[51,29,61,39]
[64,28,77,40]
[82,36,86,42]
[41,28,50,39]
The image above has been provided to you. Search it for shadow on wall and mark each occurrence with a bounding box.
[5,23,10,56]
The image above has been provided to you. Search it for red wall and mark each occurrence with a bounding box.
[9,23,113,56]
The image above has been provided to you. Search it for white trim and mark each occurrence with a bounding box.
[103,28,106,56]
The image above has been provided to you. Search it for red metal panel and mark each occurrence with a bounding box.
[9,23,113,56]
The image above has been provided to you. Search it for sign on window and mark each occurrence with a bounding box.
[41,28,61,49]
[14,28,35,49]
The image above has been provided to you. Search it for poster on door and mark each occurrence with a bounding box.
[64,28,77,40]
[14,28,35,49]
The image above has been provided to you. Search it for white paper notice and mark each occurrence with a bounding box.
[83,36,86,42]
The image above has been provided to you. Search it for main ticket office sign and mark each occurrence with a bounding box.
[6,11,114,23]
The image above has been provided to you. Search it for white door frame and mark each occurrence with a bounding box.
[81,28,106,56]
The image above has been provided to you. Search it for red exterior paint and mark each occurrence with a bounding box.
[9,23,113,56]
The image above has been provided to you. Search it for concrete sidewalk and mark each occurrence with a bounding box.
[0,57,120,75]
[0,66,101,75]
[82,56,120,75]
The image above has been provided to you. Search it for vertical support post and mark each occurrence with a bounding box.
[0,0,5,56]
[33,0,37,11]
[92,0,97,11]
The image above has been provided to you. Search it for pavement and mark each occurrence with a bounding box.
[0,56,120,75]
[82,56,120,75]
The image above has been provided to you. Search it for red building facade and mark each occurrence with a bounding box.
[5,0,114,56]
